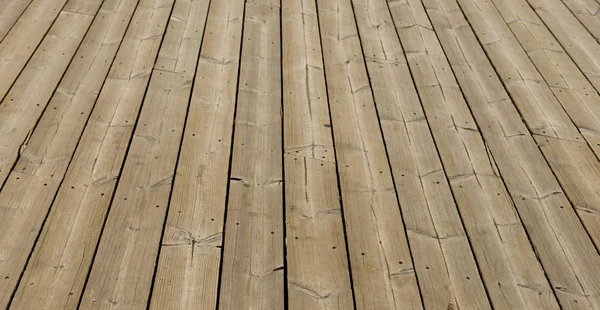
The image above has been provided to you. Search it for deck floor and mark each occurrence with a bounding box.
[1,0,600,308]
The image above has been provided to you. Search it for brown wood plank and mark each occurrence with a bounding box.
[559,0,600,42]
[0,0,91,101]
[525,0,600,91]
[489,0,600,157]
[0,0,33,42]
[316,0,423,308]
[80,71,189,309]
[489,0,600,251]
[352,0,491,308]
[420,0,600,307]
[0,0,103,188]
[6,0,207,309]
[0,0,599,306]
[217,1,284,308]
[282,0,354,308]
[0,0,174,307]
[0,0,109,307]
[0,0,139,307]
[149,0,245,308]
[456,0,600,251]
[388,0,561,308]
[79,0,210,308]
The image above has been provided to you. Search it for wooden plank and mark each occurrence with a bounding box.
[421,0,600,307]
[0,5,102,188]
[0,0,109,184]
[10,0,139,180]
[79,1,210,308]
[456,0,600,251]
[149,0,244,308]
[3,0,145,308]
[0,1,108,307]
[489,0,600,157]
[351,0,490,308]
[388,0,560,308]
[0,0,33,42]
[217,1,284,308]
[316,0,422,308]
[0,0,174,308]
[525,0,600,91]
[155,0,210,75]
[282,0,354,309]
[492,0,600,251]
[559,0,600,42]
[80,72,190,309]
[0,0,74,100]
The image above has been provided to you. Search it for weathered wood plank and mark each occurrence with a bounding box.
[0,0,91,100]
[2,0,139,307]
[420,0,600,307]
[488,0,600,156]
[352,0,490,308]
[218,1,284,308]
[316,0,423,308]
[150,0,245,308]
[456,0,600,251]
[388,0,560,308]
[525,0,600,91]
[0,1,109,308]
[79,0,210,308]
[8,0,211,308]
[0,0,174,308]
[0,1,101,188]
[282,0,354,308]
[0,0,33,42]
[559,0,600,43]
[80,70,190,309]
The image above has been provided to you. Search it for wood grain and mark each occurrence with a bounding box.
[282,0,354,308]
[0,0,34,42]
[218,1,284,309]
[316,0,423,308]
[389,0,560,308]
[422,0,600,307]
[149,0,245,309]
[352,0,490,308]
[457,0,600,251]
[4,0,139,307]
[79,0,209,307]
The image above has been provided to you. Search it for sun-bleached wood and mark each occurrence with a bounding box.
[422,0,600,307]
[282,0,354,308]
[1,0,139,308]
[0,0,174,307]
[388,0,560,308]
[150,0,245,309]
[0,0,91,101]
[8,0,208,309]
[525,0,600,91]
[81,72,190,308]
[491,0,600,250]
[316,0,423,308]
[79,0,209,308]
[0,2,106,308]
[1,0,600,306]
[218,1,284,309]
[487,0,600,156]
[558,0,600,43]
[456,0,600,251]
[0,5,99,187]
[352,0,490,308]
[0,0,34,42]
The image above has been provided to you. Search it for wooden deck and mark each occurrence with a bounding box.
[1,0,600,308]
